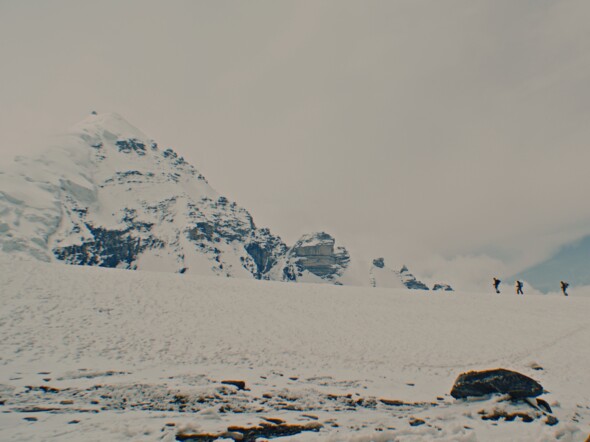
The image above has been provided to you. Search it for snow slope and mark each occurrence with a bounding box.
[1,255,588,441]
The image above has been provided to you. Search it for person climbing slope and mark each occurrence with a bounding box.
[560,281,569,296]
[515,280,524,295]
[493,277,501,294]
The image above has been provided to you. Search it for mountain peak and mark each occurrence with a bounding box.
[69,112,148,143]
[0,111,453,290]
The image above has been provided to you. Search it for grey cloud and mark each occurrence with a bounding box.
[1,0,589,283]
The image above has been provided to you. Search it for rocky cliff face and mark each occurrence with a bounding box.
[269,232,350,283]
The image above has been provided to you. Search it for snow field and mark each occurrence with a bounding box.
[0,255,589,441]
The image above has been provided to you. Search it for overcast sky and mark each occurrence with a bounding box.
[1,0,589,286]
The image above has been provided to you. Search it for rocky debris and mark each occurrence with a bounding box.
[176,421,322,441]
[475,395,559,426]
[545,415,559,426]
[432,283,454,291]
[409,417,425,426]
[221,380,247,391]
[380,398,429,407]
[24,386,60,394]
[479,409,535,423]
[176,431,240,441]
[451,369,543,399]
[7,379,439,418]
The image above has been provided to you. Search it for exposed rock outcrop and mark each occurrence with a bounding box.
[399,265,430,290]
[370,259,430,290]
[450,369,543,399]
[432,283,454,291]
[270,232,350,283]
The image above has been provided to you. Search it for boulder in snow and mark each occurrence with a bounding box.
[450,368,543,399]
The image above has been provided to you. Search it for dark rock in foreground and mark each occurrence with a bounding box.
[451,369,543,399]
[221,380,247,391]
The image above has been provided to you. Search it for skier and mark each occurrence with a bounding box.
[493,277,501,294]
[560,281,569,296]
[515,280,524,295]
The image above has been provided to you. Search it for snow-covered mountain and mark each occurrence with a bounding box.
[0,112,448,289]
[1,113,271,278]
[0,113,356,283]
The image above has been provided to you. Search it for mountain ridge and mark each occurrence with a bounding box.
[0,112,448,289]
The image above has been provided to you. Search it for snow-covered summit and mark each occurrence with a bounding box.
[70,111,148,142]
[1,112,446,288]
[0,113,351,282]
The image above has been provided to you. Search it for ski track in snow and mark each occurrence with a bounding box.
[0,256,589,441]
